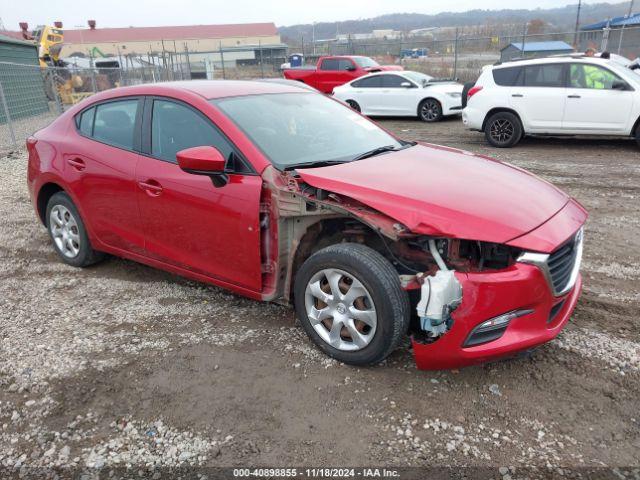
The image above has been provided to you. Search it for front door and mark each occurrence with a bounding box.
[136,98,262,291]
[562,63,634,133]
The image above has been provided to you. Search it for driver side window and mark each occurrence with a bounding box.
[569,64,624,90]
[150,99,250,172]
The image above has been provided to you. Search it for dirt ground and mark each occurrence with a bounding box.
[1,117,639,479]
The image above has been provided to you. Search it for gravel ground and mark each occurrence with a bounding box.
[1,118,639,479]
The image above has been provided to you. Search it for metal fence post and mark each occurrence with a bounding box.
[0,81,17,146]
[219,43,226,79]
[90,68,97,93]
[259,40,264,78]
[49,70,63,114]
[453,28,459,80]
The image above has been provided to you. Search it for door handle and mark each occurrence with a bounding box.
[67,157,86,171]
[138,180,163,196]
[511,94,524,98]
[568,95,581,99]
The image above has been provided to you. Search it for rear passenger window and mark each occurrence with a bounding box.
[493,67,523,86]
[92,100,138,150]
[78,107,95,136]
[352,76,382,88]
[523,64,565,88]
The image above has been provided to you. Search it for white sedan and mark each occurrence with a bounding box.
[332,71,464,122]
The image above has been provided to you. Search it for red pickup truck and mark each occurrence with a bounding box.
[283,55,403,94]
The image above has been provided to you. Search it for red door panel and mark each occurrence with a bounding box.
[135,156,262,291]
[64,139,145,254]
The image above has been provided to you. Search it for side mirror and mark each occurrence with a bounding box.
[177,146,228,187]
[400,82,414,88]
[612,80,629,91]
[346,65,356,71]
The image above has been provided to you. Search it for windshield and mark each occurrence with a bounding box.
[403,71,433,86]
[353,57,380,68]
[214,93,404,169]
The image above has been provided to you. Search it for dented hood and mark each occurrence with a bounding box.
[297,143,571,246]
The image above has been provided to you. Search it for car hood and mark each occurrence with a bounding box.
[297,143,573,249]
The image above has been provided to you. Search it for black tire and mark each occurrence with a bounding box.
[346,100,361,112]
[418,98,443,122]
[293,243,411,366]
[484,111,523,148]
[635,124,640,148]
[45,192,104,268]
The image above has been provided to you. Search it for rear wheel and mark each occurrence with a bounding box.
[635,124,640,148]
[418,98,442,122]
[46,192,104,268]
[346,100,361,112]
[484,111,523,148]
[294,243,410,366]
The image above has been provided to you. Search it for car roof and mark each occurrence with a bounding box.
[493,56,618,69]
[99,80,311,100]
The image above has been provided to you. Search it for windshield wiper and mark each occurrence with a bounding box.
[284,160,348,171]
[352,142,415,161]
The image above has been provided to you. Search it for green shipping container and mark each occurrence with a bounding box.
[0,34,50,124]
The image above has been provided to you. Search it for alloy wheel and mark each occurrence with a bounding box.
[490,119,515,143]
[49,205,81,258]
[304,268,377,351]
[421,100,440,121]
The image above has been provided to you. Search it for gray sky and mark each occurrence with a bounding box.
[1,0,579,29]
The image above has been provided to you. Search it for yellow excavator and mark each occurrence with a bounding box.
[19,22,64,68]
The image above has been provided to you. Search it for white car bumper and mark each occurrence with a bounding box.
[462,106,484,131]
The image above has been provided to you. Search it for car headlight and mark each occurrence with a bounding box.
[446,92,462,98]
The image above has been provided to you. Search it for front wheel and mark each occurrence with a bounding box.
[484,111,523,148]
[294,243,410,366]
[418,98,442,122]
[635,125,640,148]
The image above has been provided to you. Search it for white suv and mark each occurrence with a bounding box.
[462,56,640,148]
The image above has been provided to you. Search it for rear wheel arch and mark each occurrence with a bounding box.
[632,115,640,137]
[482,107,524,132]
[36,182,65,225]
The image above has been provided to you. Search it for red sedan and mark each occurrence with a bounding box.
[27,81,587,370]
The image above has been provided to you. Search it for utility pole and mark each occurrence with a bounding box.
[573,0,582,49]
[312,22,316,55]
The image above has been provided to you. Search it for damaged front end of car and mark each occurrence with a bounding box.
[258,164,577,370]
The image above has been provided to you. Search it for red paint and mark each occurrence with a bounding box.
[297,144,579,251]
[283,56,403,93]
[412,268,582,370]
[27,82,587,371]
[176,146,226,172]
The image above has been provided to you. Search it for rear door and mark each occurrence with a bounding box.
[135,97,262,291]
[509,63,567,131]
[563,62,634,132]
[349,75,383,115]
[68,98,145,254]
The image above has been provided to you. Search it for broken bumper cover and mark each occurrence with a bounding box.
[411,263,582,370]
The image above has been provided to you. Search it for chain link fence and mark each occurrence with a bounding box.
[2,26,639,152]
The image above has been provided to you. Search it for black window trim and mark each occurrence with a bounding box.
[140,95,257,175]
[73,96,144,153]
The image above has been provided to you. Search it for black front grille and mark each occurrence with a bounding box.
[548,236,579,293]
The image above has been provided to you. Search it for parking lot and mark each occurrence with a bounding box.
[1,117,639,477]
